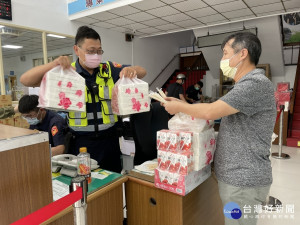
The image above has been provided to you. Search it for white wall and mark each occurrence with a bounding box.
[272,65,297,90]
[193,16,285,79]
[133,30,194,84]
[202,71,219,97]
[9,0,77,35]
[3,47,73,87]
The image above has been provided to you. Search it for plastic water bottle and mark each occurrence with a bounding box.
[77,147,91,184]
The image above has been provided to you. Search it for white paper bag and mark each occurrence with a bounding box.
[111,77,150,115]
[193,128,216,171]
[38,66,86,112]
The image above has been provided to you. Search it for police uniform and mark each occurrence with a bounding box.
[68,59,128,173]
[30,110,67,148]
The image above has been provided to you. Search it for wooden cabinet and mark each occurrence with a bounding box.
[125,172,224,225]
[0,125,52,224]
[43,177,127,225]
[219,64,271,97]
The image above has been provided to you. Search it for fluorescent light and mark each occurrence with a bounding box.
[2,45,23,49]
[47,34,66,39]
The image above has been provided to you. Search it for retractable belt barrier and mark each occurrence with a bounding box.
[11,176,87,225]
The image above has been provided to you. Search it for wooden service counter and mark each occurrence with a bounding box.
[0,124,52,224]
[125,170,224,225]
[43,176,128,225]
[0,125,127,225]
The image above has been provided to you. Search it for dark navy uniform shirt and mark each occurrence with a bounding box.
[30,110,67,147]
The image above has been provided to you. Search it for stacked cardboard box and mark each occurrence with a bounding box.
[155,128,215,196]
[0,95,29,128]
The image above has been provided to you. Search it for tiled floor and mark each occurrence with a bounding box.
[257,145,300,225]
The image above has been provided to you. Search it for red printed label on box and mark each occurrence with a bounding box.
[166,131,180,152]
[179,131,193,152]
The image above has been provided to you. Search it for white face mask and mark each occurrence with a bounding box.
[220,52,241,79]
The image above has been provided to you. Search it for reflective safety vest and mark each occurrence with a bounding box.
[68,61,118,132]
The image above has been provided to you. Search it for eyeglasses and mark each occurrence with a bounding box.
[78,46,104,55]
[22,109,40,119]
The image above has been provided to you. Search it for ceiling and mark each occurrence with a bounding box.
[73,0,300,37]
[0,26,74,58]
[1,0,299,59]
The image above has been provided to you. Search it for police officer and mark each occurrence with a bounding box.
[18,95,67,156]
[165,74,187,102]
[20,26,147,173]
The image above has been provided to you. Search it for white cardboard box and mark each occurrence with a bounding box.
[120,137,135,156]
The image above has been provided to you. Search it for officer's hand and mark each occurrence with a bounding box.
[120,67,137,79]
[53,56,71,70]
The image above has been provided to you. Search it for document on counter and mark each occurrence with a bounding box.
[52,179,69,201]
[91,170,112,180]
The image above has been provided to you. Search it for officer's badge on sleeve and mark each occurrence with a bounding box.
[51,126,58,136]
[113,62,122,68]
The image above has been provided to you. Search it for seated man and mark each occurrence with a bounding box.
[185,81,203,104]
[18,95,68,156]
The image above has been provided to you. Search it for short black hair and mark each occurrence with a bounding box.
[75,26,101,46]
[197,81,203,88]
[221,32,261,65]
[18,95,39,114]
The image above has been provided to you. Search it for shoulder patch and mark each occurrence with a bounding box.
[112,62,122,68]
[51,126,58,136]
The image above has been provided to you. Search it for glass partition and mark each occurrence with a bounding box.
[0,23,75,100]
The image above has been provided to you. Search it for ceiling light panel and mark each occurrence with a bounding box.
[3,45,23,49]
[75,16,99,24]
[222,8,254,19]
[92,21,116,28]
[212,0,248,13]
[89,12,118,21]
[109,5,140,16]
[244,0,281,7]
[251,3,284,14]
[131,0,166,10]
[110,27,127,33]
[155,23,181,31]
[141,18,169,26]
[160,0,183,4]
[203,0,239,6]
[175,19,204,28]
[256,9,286,17]
[108,17,136,26]
[197,13,227,23]
[124,12,156,22]
[188,7,218,18]
[162,13,192,22]
[123,22,148,30]
[283,0,300,10]
[138,27,161,34]
[172,0,208,12]
[229,15,256,22]
[146,5,180,17]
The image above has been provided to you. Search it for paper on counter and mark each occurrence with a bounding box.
[52,179,69,201]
